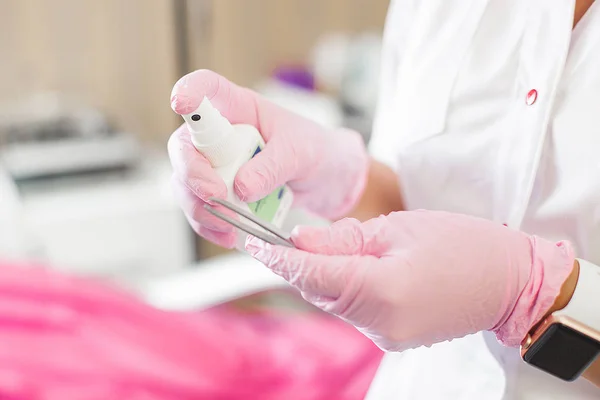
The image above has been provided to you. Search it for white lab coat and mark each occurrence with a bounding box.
[366,0,600,398]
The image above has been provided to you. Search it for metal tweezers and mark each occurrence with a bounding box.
[204,197,295,248]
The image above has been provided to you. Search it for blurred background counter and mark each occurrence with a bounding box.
[0,0,387,289]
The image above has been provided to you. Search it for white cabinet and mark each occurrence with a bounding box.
[18,154,194,286]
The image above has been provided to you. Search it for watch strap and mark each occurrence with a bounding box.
[555,258,600,332]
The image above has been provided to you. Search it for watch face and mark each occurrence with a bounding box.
[523,323,600,381]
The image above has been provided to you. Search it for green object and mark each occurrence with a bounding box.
[246,144,285,223]
[248,186,286,222]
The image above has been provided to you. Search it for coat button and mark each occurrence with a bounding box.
[526,89,538,105]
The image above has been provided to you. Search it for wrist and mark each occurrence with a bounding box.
[493,238,576,347]
[334,134,370,218]
[344,158,404,222]
[327,131,370,220]
[544,259,580,317]
[520,258,600,383]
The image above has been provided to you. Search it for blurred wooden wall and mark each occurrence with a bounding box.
[186,0,389,86]
[0,0,388,145]
[0,0,180,143]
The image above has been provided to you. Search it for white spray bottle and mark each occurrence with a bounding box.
[181,97,294,247]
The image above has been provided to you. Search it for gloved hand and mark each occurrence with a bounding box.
[245,210,575,351]
[168,70,369,248]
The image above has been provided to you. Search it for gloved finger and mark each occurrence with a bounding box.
[171,69,261,129]
[245,236,363,298]
[167,124,227,201]
[184,214,237,249]
[198,226,237,249]
[233,107,330,203]
[233,135,299,202]
[290,216,390,256]
[300,292,337,310]
[171,69,314,203]
[171,176,235,233]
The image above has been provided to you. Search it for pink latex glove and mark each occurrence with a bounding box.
[168,69,369,248]
[245,210,576,351]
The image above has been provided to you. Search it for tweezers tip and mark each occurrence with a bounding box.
[208,197,224,205]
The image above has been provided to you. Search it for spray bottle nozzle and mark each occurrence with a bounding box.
[181,97,238,167]
[182,97,232,141]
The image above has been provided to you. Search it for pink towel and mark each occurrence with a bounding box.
[0,261,382,399]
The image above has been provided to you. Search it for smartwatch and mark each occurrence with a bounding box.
[521,258,600,381]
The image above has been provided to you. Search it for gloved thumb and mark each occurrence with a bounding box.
[245,236,364,299]
[234,135,298,202]
[291,217,388,256]
[171,69,260,127]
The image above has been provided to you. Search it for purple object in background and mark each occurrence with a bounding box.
[272,66,315,91]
